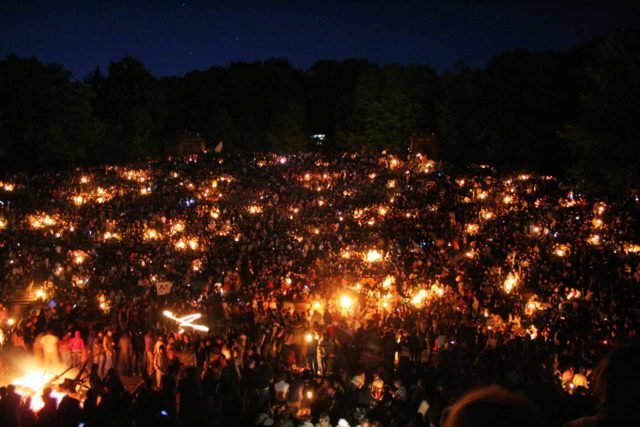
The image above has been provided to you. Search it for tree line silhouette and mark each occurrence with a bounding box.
[0,31,638,195]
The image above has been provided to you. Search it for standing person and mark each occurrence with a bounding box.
[69,330,85,367]
[32,332,44,364]
[132,330,144,376]
[397,332,412,375]
[154,335,166,355]
[117,330,133,375]
[133,376,161,427]
[102,329,116,375]
[18,396,37,427]
[92,331,105,377]
[10,328,27,352]
[40,330,60,368]
[317,332,329,377]
[59,332,72,368]
[153,344,169,389]
[144,329,155,376]
[37,387,58,427]
[381,328,397,373]
[409,328,424,363]
[317,332,335,376]
[305,330,318,375]
[180,340,198,367]
[0,385,21,427]
[274,372,290,403]
[176,366,201,427]
[56,393,82,427]
[88,363,102,392]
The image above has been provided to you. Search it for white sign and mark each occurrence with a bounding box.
[156,281,173,296]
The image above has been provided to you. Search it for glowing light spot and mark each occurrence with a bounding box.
[465,223,479,235]
[503,272,519,293]
[248,205,262,214]
[382,275,395,288]
[412,289,428,307]
[364,249,384,263]
[144,229,159,240]
[339,295,353,309]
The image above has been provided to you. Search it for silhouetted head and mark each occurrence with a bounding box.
[42,387,52,399]
[592,344,640,418]
[443,386,542,427]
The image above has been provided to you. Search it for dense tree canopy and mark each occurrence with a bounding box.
[0,31,638,195]
[337,65,433,152]
[90,56,166,162]
[561,32,640,195]
[0,55,101,169]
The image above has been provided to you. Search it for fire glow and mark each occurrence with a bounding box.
[11,369,69,412]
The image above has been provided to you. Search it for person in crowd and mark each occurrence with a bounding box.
[69,330,85,367]
[88,363,102,392]
[59,332,72,368]
[305,330,318,375]
[132,376,161,427]
[143,329,156,377]
[36,387,58,427]
[0,152,638,426]
[40,330,60,368]
[153,344,169,389]
[92,331,105,377]
[274,372,290,403]
[317,332,335,377]
[56,393,82,427]
[0,385,22,427]
[102,329,116,375]
[117,330,133,376]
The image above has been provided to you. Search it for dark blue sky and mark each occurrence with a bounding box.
[1,1,638,79]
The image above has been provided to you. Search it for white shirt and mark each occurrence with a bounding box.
[274,380,289,401]
[41,334,59,354]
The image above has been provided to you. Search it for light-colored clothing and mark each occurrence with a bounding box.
[572,373,588,389]
[274,380,290,402]
[41,333,60,367]
[153,351,168,388]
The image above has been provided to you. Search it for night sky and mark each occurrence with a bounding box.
[1,1,638,80]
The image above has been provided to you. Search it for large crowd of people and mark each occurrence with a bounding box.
[0,152,638,427]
